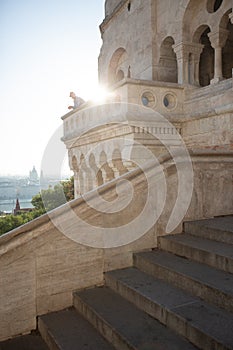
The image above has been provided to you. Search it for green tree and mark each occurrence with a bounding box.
[0,208,49,236]
[62,175,74,201]
[0,215,24,234]
[31,176,74,212]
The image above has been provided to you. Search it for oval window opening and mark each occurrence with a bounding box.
[163,93,177,110]
[141,91,156,107]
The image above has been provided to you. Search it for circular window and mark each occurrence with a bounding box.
[163,93,177,110]
[141,91,156,107]
[207,0,223,13]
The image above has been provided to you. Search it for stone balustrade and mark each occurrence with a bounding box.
[61,78,185,141]
[62,77,233,144]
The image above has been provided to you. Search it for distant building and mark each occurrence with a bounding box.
[28,166,39,185]
[13,198,33,215]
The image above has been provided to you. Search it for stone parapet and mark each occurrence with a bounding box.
[62,78,232,141]
[62,79,185,142]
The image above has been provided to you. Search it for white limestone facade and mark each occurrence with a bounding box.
[63,0,233,198]
[99,0,233,86]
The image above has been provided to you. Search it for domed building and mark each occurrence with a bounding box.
[28,166,39,185]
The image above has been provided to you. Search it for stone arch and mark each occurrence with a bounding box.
[71,155,78,171]
[116,69,124,82]
[78,154,85,194]
[108,48,129,85]
[182,0,202,42]
[207,0,223,13]
[81,154,94,193]
[158,36,178,83]
[70,154,80,198]
[99,150,115,182]
[89,153,103,187]
[193,25,210,43]
[220,10,233,79]
[193,25,214,86]
[112,149,128,176]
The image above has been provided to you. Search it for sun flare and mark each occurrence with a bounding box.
[89,85,114,104]
[78,81,115,105]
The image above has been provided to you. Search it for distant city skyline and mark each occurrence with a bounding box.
[0,0,105,176]
[0,165,71,213]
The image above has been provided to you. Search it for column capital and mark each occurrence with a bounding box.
[173,42,204,60]
[208,29,229,49]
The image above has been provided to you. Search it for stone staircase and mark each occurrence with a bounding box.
[1,216,233,350]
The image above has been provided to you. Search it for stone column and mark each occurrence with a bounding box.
[173,42,203,85]
[173,42,189,84]
[191,44,204,86]
[208,29,229,84]
[69,152,80,198]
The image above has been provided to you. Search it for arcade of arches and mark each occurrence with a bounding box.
[71,151,135,197]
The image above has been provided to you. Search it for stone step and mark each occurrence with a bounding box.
[158,233,233,273]
[73,286,198,350]
[134,250,233,312]
[105,267,233,350]
[184,216,233,244]
[0,332,48,350]
[38,307,115,350]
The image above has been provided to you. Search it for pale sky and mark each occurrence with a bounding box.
[0,0,105,176]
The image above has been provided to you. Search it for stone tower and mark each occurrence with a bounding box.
[62,0,233,202]
[99,0,233,86]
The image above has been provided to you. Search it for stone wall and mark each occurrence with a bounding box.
[0,217,105,341]
[105,0,126,17]
[99,0,155,84]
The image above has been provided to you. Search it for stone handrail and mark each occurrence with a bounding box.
[0,152,172,254]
